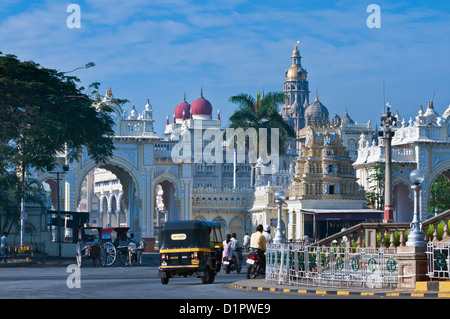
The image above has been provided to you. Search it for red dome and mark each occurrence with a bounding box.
[174,101,191,120]
[191,96,212,116]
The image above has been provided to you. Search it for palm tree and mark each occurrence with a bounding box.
[227,91,295,186]
[228,91,295,156]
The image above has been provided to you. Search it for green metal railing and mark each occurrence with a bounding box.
[266,243,398,289]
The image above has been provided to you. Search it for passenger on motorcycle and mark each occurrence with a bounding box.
[222,234,232,262]
[230,233,242,268]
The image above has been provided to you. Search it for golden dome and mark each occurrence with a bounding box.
[285,43,307,81]
[286,65,306,81]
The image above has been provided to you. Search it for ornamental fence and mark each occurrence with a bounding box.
[266,243,398,289]
[427,241,450,279]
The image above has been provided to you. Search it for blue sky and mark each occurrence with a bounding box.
[1,0,450,135]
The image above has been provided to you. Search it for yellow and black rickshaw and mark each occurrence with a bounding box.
[158,220,223,284]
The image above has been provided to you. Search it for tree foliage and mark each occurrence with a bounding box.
[0,52,127,232]
[227,91,295,156]
[365,164,385,210]
[429,174,450,213]
[0,53,125,169]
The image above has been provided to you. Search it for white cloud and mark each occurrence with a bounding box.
[1,0,450,133]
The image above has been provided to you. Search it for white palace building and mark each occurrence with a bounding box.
[15,44,450,255]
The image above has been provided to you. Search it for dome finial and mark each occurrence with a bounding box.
[200,86,204,98]
[145,99,151,111]
[315,88,319,101]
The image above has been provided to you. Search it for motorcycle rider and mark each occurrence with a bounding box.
[249,224,266,270]
[230,233,242,269]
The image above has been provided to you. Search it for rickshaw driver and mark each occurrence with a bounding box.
[249,224,267,269]
[129,233,138,244]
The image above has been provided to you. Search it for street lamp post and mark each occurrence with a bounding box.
[406,169,427,247]
[48,164,69,257]
[380,104,397,223]
[273,190,286,244]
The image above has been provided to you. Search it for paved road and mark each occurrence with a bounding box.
[0,259,330,300]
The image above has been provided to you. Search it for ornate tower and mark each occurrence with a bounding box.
[281,42,310,151]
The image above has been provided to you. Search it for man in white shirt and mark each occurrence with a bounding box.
[243,233,250,252]
[230,233,242,268]
[263,225,273,244]
[1,232,8,262]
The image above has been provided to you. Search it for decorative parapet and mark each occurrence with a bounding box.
[314,209,450,248]
[192,187,254,209]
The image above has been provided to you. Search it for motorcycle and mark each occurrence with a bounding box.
[246,250,265,279]
[222,253,241,274]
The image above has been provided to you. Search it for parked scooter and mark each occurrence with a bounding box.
[246,250,265,279]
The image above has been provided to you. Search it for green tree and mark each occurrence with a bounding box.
[0,53,127,169]
[0,53,127,232]
[227,91,295,157]
[428,174,450,213]
[366,164,385,210]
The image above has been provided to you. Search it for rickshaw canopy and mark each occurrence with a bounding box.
[101,227,130,241]
[78,227,102,243]
[160,220,222,250]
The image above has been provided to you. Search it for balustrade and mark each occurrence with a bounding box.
[315,209,450,249]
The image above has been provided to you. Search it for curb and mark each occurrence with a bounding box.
[415,281,450,296]
[0,260,36,267]
[230,281,450,298]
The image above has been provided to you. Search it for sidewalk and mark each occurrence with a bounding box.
[0,252,74,268]
[230,278,450,298]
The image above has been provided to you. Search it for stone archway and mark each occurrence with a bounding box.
[425,162,450,218]
[393,182,413,222]
[213,216,227,233]
[229,216,244,244]
[154,176,181,228]
[427,168,450,215]
[36,155,143,234]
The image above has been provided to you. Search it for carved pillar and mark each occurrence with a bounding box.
[396,245,428,289]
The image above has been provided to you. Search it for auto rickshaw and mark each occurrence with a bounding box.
[158,220,223,284]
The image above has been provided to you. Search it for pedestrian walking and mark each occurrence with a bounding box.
[1,232,8,262]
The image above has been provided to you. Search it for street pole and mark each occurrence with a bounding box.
[381,104,396,223]
[20,162,25,247]
[274,190,286,244]
[56,172,62,257]
[384,127,393,222]
[47,164,69,257]
[20,198,25,246]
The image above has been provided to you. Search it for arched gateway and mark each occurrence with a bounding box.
[35,93,194,240]
[35,90,253,243]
